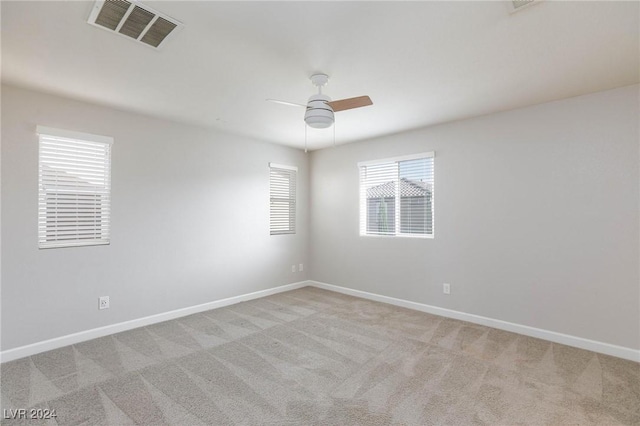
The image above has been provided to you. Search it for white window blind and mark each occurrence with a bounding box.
[37,126,113,249]
[359,152,434,237]
[269,163,297,235]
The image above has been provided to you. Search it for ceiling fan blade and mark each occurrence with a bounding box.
[327,95,373,112]
[266,99,306,108]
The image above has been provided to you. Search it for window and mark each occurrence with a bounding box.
[37,126,113,248]
[359,152,434,237]
[269,163,297,235]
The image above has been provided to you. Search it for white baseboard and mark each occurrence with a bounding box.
[0,280,310,363]
[4,280,638,363]
[309,280,640,362]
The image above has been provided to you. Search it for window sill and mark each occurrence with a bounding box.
[360,233,433,239]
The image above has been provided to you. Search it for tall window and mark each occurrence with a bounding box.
[269,163,297,235]
[359,152,434,237]
[37,126,113,248]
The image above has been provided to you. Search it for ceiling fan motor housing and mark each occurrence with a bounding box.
[305,94,334,129]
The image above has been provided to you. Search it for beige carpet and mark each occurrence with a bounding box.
[1,287,638,425]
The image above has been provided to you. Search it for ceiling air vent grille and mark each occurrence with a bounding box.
[141,18,178,48]
[94,0,129,30]
[510,0,540,13]
[88,0,182,49]
[119,6,154,39]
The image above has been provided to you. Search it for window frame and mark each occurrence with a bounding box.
[37,125,113,249]
[358,152,434,239]
[269,162,297,235]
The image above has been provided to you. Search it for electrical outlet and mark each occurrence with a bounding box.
[443,283,451,295]
[291,265,296,273]
[299,263,304,272]
[99,296,110,310]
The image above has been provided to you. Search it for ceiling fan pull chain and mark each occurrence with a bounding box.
[304,121,308,153]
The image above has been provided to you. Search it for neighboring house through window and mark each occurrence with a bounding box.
[359,152,434,237]
[269,163,297,235]
[37,126,113,248]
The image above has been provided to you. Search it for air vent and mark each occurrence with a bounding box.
[88,0,182,49]
[510,0,540,12]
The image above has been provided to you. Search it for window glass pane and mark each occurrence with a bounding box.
[362,162,396,235]
[270,165,296,235]
[367,196,395,234]
[38,129,112,249]
[399,158,432,235]
[359,153,434,238]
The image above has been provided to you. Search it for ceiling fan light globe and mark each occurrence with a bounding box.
[304,93,334,129]
[304,111,334,129]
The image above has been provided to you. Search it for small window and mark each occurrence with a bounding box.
[37,126,113,248]
[269,163,297,235]
[359,152,434,238]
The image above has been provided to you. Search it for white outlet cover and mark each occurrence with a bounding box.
[291,265,296,272]
[99,296,110,310]
[299,263,304,272]
[443,283,451,295]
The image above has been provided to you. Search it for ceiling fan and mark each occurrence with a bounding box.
[267,73,373,129]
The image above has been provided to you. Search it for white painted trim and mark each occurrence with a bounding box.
[359,233,434,239]
[0,281,309,363]
[269,163,298,171]
[36,125,113,145]
[5,280,637,363]
[357,151,434,167]
[309,280,640,362]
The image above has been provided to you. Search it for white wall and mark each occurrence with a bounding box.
[3,83,639,356]
[1,85,309,351]
[310,85,640,351]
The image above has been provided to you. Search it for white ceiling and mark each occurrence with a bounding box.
[2,1,638,151]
